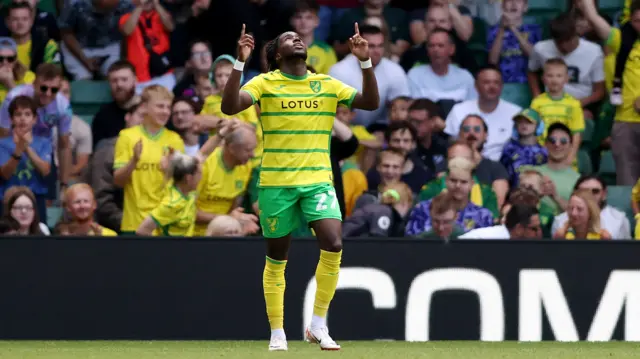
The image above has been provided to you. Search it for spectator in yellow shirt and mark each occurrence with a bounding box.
[531,58,585,166]
[336,104,380,172]
[290,0,337,74]
[632,177,640,238]
[0,37,34,103]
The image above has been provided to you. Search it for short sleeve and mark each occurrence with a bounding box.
[530,25,542,45]
[530,96,541,112]
[387,67,410,101]
[74,118,93,154]
[528,45,542,71]
[240,75,265,105]
[113,132,132,169]
[444,106,460,137]
[569,102,585,133]
[36,138,53,163]
[606,28,621,55]
[589,48,605,83]
[56,96,73,135]
[150,199,176,228]
[0,140,11,165]
[333,79,357,108]
[491,161,509,181]
[57,3,76,30]
[487,26,498,48]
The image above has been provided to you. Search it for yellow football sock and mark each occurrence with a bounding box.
[313,250,342,318]
[263,256,287,330]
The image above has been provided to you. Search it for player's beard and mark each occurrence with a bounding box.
[291,51,308,61]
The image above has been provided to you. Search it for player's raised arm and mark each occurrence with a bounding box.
[349,23,380,111]
[221,24,256,116]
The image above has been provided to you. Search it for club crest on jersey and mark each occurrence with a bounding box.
[266,217,278,232]
[309,81,321,93]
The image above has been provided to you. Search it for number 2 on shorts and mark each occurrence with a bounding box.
[315,190,337,211]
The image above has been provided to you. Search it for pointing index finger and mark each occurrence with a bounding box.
[354,22,360,36]
[241,23,246,36]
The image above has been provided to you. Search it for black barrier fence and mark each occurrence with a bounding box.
[0,238,639,341]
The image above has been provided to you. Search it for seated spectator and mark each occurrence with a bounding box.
[59,183,117,236]
[417,142,500,218]
[341,160,368,217]
[527,12,605,115]
[291,0,337,74]
[444,66,522,161]
[336,105,380,172]
[366,122,434,194]
[174,40,212,100]
[454,115,510,206]
[56,79,92,182]
[193,72,215,112]
[553,188,612,239]
[0,216,20,234]
[170,98,204,156]
[343,182,413,237]
[329,25,410,127]
[0,0,59,41]
[6,2,59,72]
[401,5,477,73]
[205,215,243,237]
[86,103,145,233]
[195,126,258,237]
[408,98,448,174]
[367,95,412,142]
[136,151,199,236]
[416,191,466,240]
[554,174,631,239]
[356,149,404,209]
[114,85,184,234]
[524,123,580,214]
[487,0,541,83]
[91,61,139,149]
[500,109,548,188]
[0,95,50,220]
[1,185,48,235]
[406,156,494,235]
[504,184,554,236]
[459,204,542,239]
[408,1,474,44]
[408,29,477,103]
[531,58,585,166]
[120,0,175,91]
[0,37,35,103]
[333,0,410,59]
[59,0,134,80]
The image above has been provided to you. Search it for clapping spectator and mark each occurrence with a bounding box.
[59,0,134,80]
[343,182,413,237]
[91,61,139,149]
[487,0,541,83]
[0,96,50,220]
[406,156,494,236]
[6,2,59,72]
[0,37,34,103]
[120,0,175,91]
[58,183,117,236]
[113,85,184,234]
[1,185,48,235]
[55,79,92,182]
[553,188,611,239]
[554,175,631,239]
[500,109,548,188]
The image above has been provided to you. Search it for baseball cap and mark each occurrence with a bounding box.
[0,37,16,52]
[513,108,541,126]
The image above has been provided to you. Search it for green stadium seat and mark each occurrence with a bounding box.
[47,206,63,230]
[599,0,625,12]
[582,118,595,148]
[598,150,616,185]
[578,149,593,175]
[606,185,634,229]
[501,83,532,108]
[527,0,563,11]
[70,80,112,116]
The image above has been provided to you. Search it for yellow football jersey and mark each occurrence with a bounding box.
[531,92,585,143]
[241,69,357,187]
[194,147,253,236]
[201,94,263,166]
[114,125,185,232]
[150,185,197,236]
[347,124,376,165]
[606,28,640,123]
[306,41,338,74]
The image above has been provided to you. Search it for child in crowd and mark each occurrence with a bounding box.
[336,105,380,172]
[290,0,337,74]
[0,96,51,220]
[487,0,542,83]
[193,73,215,112]
[500,108,548,188]
[531,58,584,166]
[369,96,412,143]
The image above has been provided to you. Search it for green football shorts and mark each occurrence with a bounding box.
[258,183,342,238]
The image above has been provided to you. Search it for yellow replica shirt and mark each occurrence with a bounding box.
[241,69,357,187]
[604,52,615,93]
[346,124,376,165]
[607,28,640,123]
[91,226,117,236]
[114,125,185,232]
[531,92,585,143]
[150,185,197,236]
[306,41,338,74]
[17,39,59,69]
[0,71,34,104]
[194,147,253,236]
[565,230,610,240]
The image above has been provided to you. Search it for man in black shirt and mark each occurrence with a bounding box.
[407,98,449,174]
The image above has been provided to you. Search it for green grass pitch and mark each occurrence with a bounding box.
[0,341,636,359]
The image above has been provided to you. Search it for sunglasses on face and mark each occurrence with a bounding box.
[547,136,569,145]
[0,55,16,63]
[40,85,59,94]
[461,125,482,134]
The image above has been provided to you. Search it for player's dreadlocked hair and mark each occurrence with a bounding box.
[265,35,281,71]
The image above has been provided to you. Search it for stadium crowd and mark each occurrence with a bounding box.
[0,0,638,240]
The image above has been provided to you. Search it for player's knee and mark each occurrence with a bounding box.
[324,236,342,252]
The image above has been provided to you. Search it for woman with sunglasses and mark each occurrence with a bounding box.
[2,186,49,235]
[553,189,612,240]
[0,37,34,103]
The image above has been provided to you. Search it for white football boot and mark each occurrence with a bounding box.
[305,326,341,351]
[268,336,288,351]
